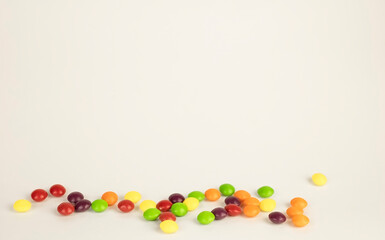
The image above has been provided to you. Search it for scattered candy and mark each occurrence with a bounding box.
[140,200,157,212]
[286,206,304,218]
[269,212,286,224]
[211,207,228,220]
[169,193,185,204]
[91,199,108,212]
[257,186,274,198]
[159,212,176,222]
[57,202,74,216]
[160,220,178,233]
[233,190,251,202]
[143,208,161,221]
[219,183,235,196]
[75,199,91,212]
[124,191,141,203]
[224,204,242,216]
[101,191,118,206]
[156,200,173,212]
[205,189,221,201]
[118,200,134,213]
[242,197,260,207]
[312,173,327,186]
[225,196,241,206]
[13,199,31,212]
[67,191,84,204]
[259,199,276,212]
[197,211,215,225]
[170,203,188,217]
[31,189,48,202]
[183,197,199,211]
[292,214,309,227]
[290,197,307,209]
[49,184,66,197]
[243,205,260,217]
[188,191,205,201]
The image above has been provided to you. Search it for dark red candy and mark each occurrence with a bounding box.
[225,196,241,206]
[118,200,134,213]
[57,202,74,216]
[224,204,242,216]
[156,200,173,212]
[168,193,185,204]
[50,184,66,197]
[75,199,91,212]
[268,212,287,224]
[67,192,84,204]
[211,207,228,220]
[31,189,48,202]
[159,212,176,222]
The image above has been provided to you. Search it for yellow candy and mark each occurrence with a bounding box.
[160,220,178,234]
[259,199,276,212]
[124,191,141,203]
[312,173,327,186]
[139,200,156,212]
[13,199,32,212]
[183,197,199,211]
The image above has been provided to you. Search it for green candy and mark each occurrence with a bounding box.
[91,199,108,212]
[257,186,274,198]
[219,183,235,196]
[188,191,205,201]
[143,208,161,221]
[197,211,215,225]
[170,203,188,217]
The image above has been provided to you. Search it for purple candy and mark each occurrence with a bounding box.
[268,212,287,224]
[225,196,241,206]
[211,207,228,220]
[75,199,91,212]
[67,191,84,204]
[168,193,185,204]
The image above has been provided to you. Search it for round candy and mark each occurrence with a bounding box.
[75,199,91,212]
[67,191,84,204]
[160,220,178,234]
[211,207,228,220]
[219,183,235,196]
[197,211,215,225]
[257,186,274,198]
[243,205,260,217]
[312,173,327,186]
[260,199,276,212]
[101,191,118,206]
[156,200,173,212]
[269,212,287,224]
[242,197,260,207]
[188,191,205,201]
[292,214,310,227]
[124,191,141,203]
[31,189,48,202]
[170,202,188,217]
[286,206,304,218]
[205,189,221,201]
[290,197,308,209]
[13,199,32,212]
[143,208,161,221]
[233,190,251,202]
[159,212,177,222]
[118,200,134,213]
[50,184,66,197]
[91,199,108,212]
[57,202,74,216]
[183,197,199,211]
[225,196,241,206]
[225,204,242,216]
[168,193,185,204]
[139,200,157,212]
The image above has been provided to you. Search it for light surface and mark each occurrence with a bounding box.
[0,0,384,239]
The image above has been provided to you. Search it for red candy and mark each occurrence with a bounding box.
[50,184,66,197]
[118,200,134,213]
[57,202,74,216]
[225,204,242,216]
[159,212,177,222]
[156,200,173,212]
[31,189,48,202]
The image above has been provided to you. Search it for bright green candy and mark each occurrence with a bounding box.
[197,211,215,225]
[188,191,205,201]
[91,199,108,212]
[257,186,274,198]
[143,208,161,221]
[219,183,235,196]
[170,203,188,217]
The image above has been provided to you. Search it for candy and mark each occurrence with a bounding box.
[257,186,274,198]
[290,197,307,209]
[168,193,185,204]
[49,184,66,197]
[205,189,221,201]
[139,200,157,212]
[268,212,286,224]
[197,211,215,225]
[91,199,108,212]
[159,212,176,222]
[170,203,188,217]
[292,214,309,227]
[225,196,241,206]
[224,204,242,216]
[243,205,260,217]
[312,173,327,186]
[156,200,173,212]
[233,190,251,202]
[101,191,118,206]
[211,207,228,220]
[143,208,161,221]
[219,183,235,196]
[124,191,141,203]
[160,220,178,234]
[57,202,74,216]
[67,192,84,204]
[183,197,199,211]
[31,189,48,202]
[188,191,205,201]
[242,197,260,207]
[13,199,31,212]
[118,200,134,213]
[259,199,276,212]
[286,207,304,218]
[75,199,91,212]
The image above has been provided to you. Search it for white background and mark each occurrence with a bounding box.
[0,0,384,239]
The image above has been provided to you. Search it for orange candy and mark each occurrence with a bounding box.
[242,197,260,207]
[290,197,308,209]
[292,214,309,227]
[286,206,304,218]
[205,189,221,201]
[101,191,118,206]
[233,190,251,202]
[243,205,260,217]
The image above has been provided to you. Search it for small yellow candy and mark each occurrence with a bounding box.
[13,199,32,212]
[183,197,199,211]
[124,191,141,203]
[160,220,178,234]
[259,199,276,212]
[139,200,156,212]
[312,173,327,186]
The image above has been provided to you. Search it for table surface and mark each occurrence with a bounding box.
[1,1,384,239]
